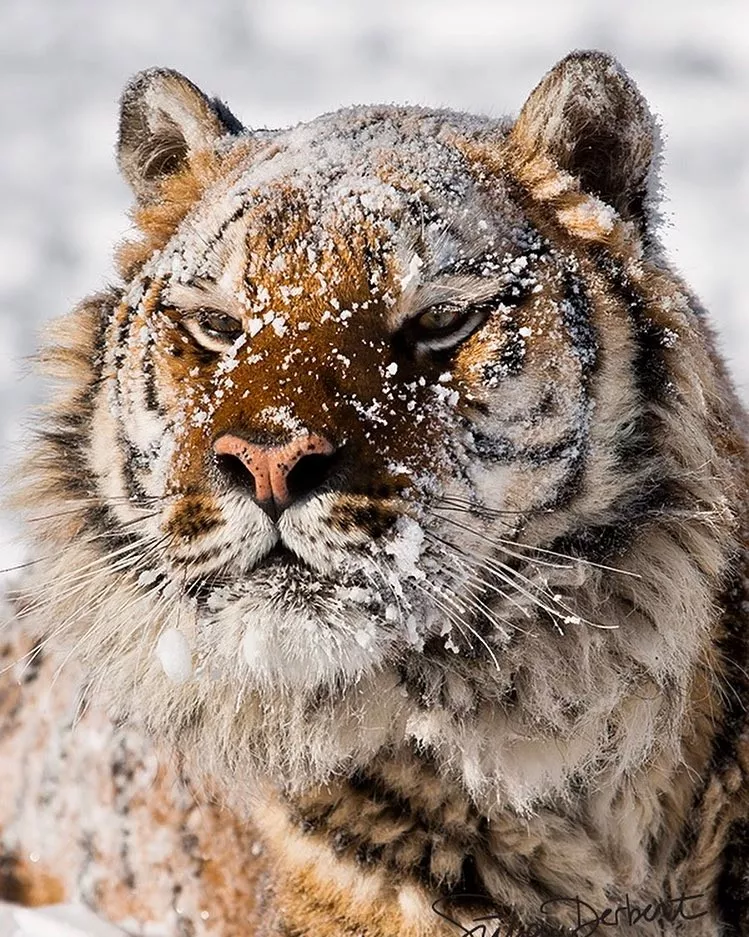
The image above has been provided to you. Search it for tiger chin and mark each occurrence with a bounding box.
[1,50,748,937]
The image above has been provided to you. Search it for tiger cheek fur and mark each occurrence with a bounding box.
[2,51,749,937]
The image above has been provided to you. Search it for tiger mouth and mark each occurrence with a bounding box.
[181,543,313,606]
[253,543,307,571]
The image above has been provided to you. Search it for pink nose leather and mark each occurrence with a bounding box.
[213,432,335,509]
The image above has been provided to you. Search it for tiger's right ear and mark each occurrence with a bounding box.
[509,51,657,230]
[117,68,244,204]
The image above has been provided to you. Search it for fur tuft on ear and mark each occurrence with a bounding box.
[511,51,658,227]
[117,68,243,203]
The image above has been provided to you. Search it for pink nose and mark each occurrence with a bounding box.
[213,432,336,517]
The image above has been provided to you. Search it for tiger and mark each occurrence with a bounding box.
[1,48,748,937]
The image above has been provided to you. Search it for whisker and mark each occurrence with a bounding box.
[0,557,46,576]
[5,535,171,677]
[11,540,152,619]
[408,577,481,656]
[47,537,174,688]
[424,531,535,634]
[435,495,530,518]
[412,576,502,670]
[424,526,617,633]
[433,510,640,578]
[479,552,618,632]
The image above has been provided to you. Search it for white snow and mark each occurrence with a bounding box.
[383,517,426,580]
[0,903,128,937]
[241,625,264,666]
[399,253,423,291]
[155,627,193,683]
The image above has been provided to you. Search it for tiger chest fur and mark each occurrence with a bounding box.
[1,50,749,937]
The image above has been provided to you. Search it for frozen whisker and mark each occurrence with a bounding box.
[408,576,476,649]
[478,552,618,632]
[424,527,616,634]
[424,532,535,634]
[412,576,502,670]
[433,510,640,578]
[448,558,536,632]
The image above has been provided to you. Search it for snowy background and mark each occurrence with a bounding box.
[0,2,747,931]
[0,0,747,552]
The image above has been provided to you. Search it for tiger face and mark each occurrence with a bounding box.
[106,92,593,691]
[28,54,736,808]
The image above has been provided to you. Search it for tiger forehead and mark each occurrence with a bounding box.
[225,104,508,205]
[158,105,522,270]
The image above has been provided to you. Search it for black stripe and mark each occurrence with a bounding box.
[472,429,581,466]
[716,818,749,933]
[91,291,121,363]
[116,429,150,501]
[476,268,595,512]
[186,198,252,280]
[113,294,141,504]
[691,556,749,930]
[141,326,161,414]
[114,283,158,499]
[113,294,138,366]
[591,250,669,401]
[80,504,140,553]
[482,317,526,386]
[709,556,749,772]
[131,277,162,414]
[560,269,598,375]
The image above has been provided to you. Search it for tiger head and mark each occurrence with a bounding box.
[26,52,740,809]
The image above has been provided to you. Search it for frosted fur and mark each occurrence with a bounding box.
[5,51,749,936]
[17,66,739,815]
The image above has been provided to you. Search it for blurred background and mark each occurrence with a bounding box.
[0,0,747,559]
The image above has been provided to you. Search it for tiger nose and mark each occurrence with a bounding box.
[213,432,336,519]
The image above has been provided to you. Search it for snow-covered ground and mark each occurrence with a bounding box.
[0,3,746,931]
[0,902,128,937]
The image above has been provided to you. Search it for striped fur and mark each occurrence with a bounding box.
[2,51,749,935]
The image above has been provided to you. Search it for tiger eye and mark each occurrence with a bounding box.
[417,306,460,331]
[196,309,243,338]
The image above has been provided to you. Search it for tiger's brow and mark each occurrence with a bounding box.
[390,270,518,332]
[162,280,239,316]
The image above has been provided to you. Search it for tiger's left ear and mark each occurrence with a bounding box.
[510,51,658,228]
[117,68,244,204]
